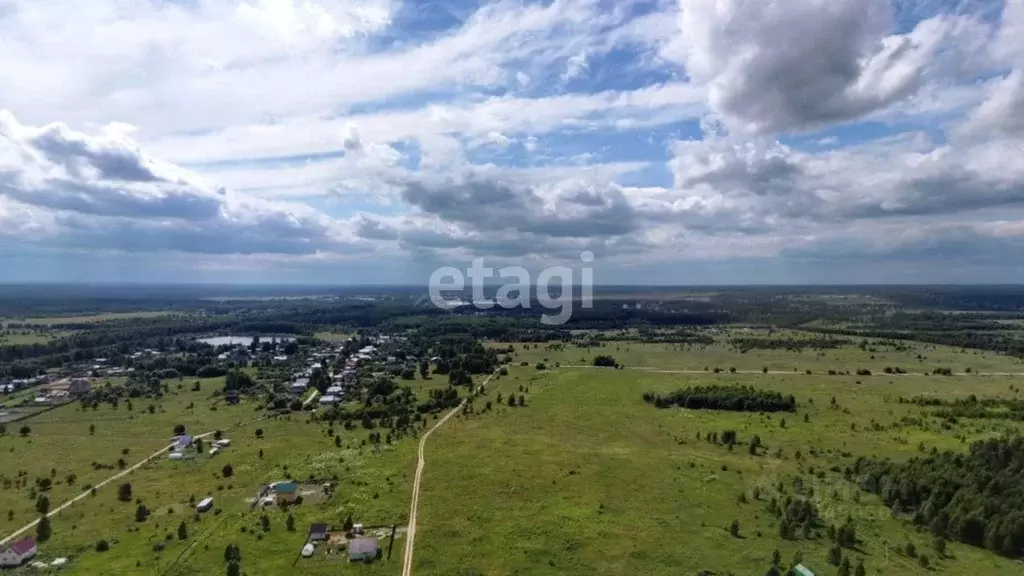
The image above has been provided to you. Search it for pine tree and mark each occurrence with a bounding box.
[838,556,851,576]
[36,515,52,542]
[854,558,866,576]
[828,545,842,565]
[286,514,295,532]
[178,521,188,540]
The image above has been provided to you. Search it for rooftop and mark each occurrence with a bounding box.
[10,537,35,555]
[349,537,379,555]
[276,482,299,494]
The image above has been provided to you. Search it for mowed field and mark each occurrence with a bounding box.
[6,311,178,326]
[412,337,1024,576]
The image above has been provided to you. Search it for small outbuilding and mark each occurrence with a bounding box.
[275,482,299,504]
[301,543,315,558]
[348,537,380,562]
[196,497,214,513]
[793,564,816,576]
[309,523,329,541]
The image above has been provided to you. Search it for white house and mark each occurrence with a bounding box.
[325,386,344,396]
[0,537,36,567]
[319,395,338,405]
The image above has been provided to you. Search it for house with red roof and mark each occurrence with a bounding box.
[0,537,37,567]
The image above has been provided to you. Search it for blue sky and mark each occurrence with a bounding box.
[1,0,1023,285]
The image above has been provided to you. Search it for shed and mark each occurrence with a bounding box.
[309,523,329,541]
[319,395,338,405]
[167,452,184,461]
[793,564,816,576]
[196,497,214,512]
[348,537,379,562]
[275,482,299,504]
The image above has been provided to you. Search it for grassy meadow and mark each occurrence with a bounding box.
[411,337,1024,576]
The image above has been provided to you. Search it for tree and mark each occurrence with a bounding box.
[258,449,264,459]
[419,360,429,379]
[933,537,947,557]
[343,515,354,531]
[36,495,49,515]
[918,554,930,568]
[135,503,150,522]
[222,464,233,478]
[214,430,224,441]
[828,545,843,565]
[118,482,133,502]
[286,514,295,532]
[507,394,516,407]
[904,542,917,558]
[260,514,270,532]
[335,435,342,447]
[95,539,110,552]
[765,567,780,576]
[89,424,95,435]
[730,519,740,537]
[19,425,30,436]
[517,394,525,406]
[36,515,51,542]
[173,424,186,435]
[854,559,866,576]
[838,556,851,576]
[227,561,240,576]
[178,521,188,540]
[0,423,6,435]
[196,437,204,453]
[255,428,264,439]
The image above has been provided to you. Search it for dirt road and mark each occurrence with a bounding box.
[0,431,214,547]
[401,367,502,576]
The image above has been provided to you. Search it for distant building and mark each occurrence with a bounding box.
[793,564,816,576]
[275,482,299,505]
[348,537,379,562]
[0,537,36,567]
[325,386,344,396]
[196,497,214,513]
[309,523,329,541]
[319,395,338,405]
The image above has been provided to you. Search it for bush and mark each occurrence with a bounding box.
[95,539,110,552]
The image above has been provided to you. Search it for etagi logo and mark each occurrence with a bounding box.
[428,252,595,325]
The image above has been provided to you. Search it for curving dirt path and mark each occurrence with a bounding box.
[401,367,502,576]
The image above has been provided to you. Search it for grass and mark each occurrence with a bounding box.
[0,332,66,346]
[11,311,177,326]
[7,330,1024,575]
[410,338,1024,576]
[314,332,355,343]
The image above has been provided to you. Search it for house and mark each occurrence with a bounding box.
[196,497,214,512]
[275,482,299,504]
[68,378,91,396]
[793,564,816,576]
[173,435,192,451]
[0,537,37,567]
[348,537,379,562]
[309,523,329,541]
[319,395,338,405]
[325,386,344,396]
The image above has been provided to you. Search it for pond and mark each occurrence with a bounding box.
[197,335,295,347]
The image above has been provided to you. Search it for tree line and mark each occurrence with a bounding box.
[643,385,797,412]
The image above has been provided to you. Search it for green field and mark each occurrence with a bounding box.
[411,338,1024,576]
[11,311,177,325]
[5,329,1024,575]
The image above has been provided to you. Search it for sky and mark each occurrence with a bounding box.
[1,0,1023,285]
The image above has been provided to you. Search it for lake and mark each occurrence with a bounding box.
[198,335,296,347]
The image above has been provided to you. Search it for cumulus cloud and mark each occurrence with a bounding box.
[0,110,367,256]
[672,0,963,133]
